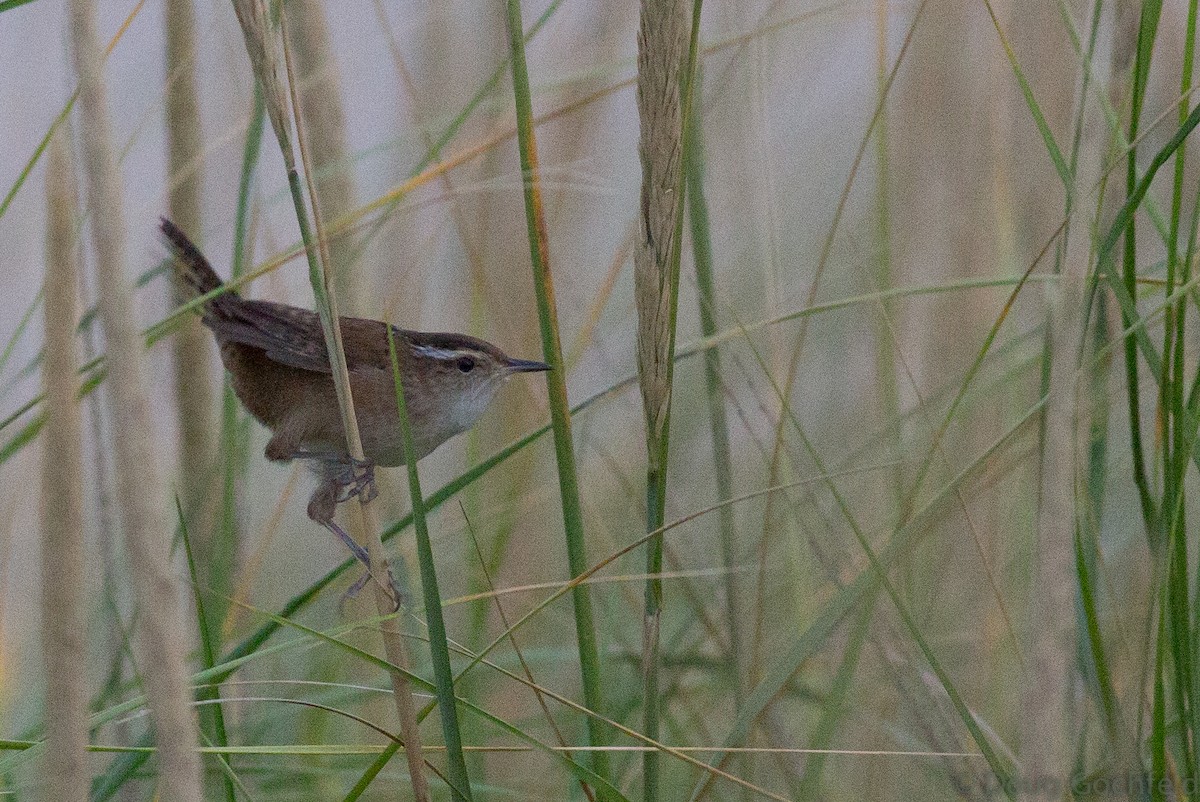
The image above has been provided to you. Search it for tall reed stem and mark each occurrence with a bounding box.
[165,0,218,602]
[633,0,699,796]
[70,0,203,795]
[229,2,432,797]
[502,1,615,797]
[284,0,361,310]
[40,128,89,802]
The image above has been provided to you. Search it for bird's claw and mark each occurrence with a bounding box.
[335,458,378,504]
[321,519,403,612]
[339,564,404,613]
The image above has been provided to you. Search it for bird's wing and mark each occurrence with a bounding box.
[207,299,392,373]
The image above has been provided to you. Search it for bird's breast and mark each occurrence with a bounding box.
[353,370,490,467]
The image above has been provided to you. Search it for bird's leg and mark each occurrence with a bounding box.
[308,479,369,564]
[265,430,378,507]
[308,477,400,610]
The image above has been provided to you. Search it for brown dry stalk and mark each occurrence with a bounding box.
[40,130,89,802]
[285,0,362,310]
[634,0,689,464]
[1021,60,1107,793]
[165,0,218,585]
[634,3,690,798]
[69,0,203,798]
[231,0,292,160]
[271,13,432,799]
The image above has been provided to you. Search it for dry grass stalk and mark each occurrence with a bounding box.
[634,1,689,798]
[231,0,292,161]
[165,0,218,587]
[272,14,432,798]
[285,0,362,310]
[634,0,689,464]
[40,129,89,802]
[1020,59,1110,792]
[68,0,203,797]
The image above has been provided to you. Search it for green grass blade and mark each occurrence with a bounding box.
[502,1,614,796]
[684,59,744,721]
[255,607,628,799]
[1121,0,1165,536]
[1086,100,1200,402]
[0,289,42,392]
[981,0,1069,185]
[687,394,1041,801]
[1074,522,1121,736]
[1098,101,1200,268]
[795,586,879,798]
[213,80,264,655]
[385,326,473,802]
[176,498,236,802]
[0,97,76,222]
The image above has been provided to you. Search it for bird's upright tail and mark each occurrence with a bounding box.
[160,217,237,314]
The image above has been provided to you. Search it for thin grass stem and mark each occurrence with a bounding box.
[502,1,614,796]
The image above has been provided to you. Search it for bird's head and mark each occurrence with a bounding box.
[401,330,550,435]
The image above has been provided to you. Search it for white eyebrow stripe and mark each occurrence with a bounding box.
[412,345,463,360]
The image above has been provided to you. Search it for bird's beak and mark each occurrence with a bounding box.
[506,358,552,373]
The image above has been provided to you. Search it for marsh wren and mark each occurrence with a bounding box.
[160,218,549,570]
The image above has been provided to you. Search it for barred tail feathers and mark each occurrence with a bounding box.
[159,217,232,307]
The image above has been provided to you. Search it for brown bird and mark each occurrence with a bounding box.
[160,218,549,572]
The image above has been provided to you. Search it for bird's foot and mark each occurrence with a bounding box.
[338,572,373,616]
[339,564,404,613]
[334,458,378,504]
[320,519,403,612]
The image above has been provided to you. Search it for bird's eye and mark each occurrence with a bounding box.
[457,356,476,373]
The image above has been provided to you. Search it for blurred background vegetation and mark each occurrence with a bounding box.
[1,0,1199,798]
